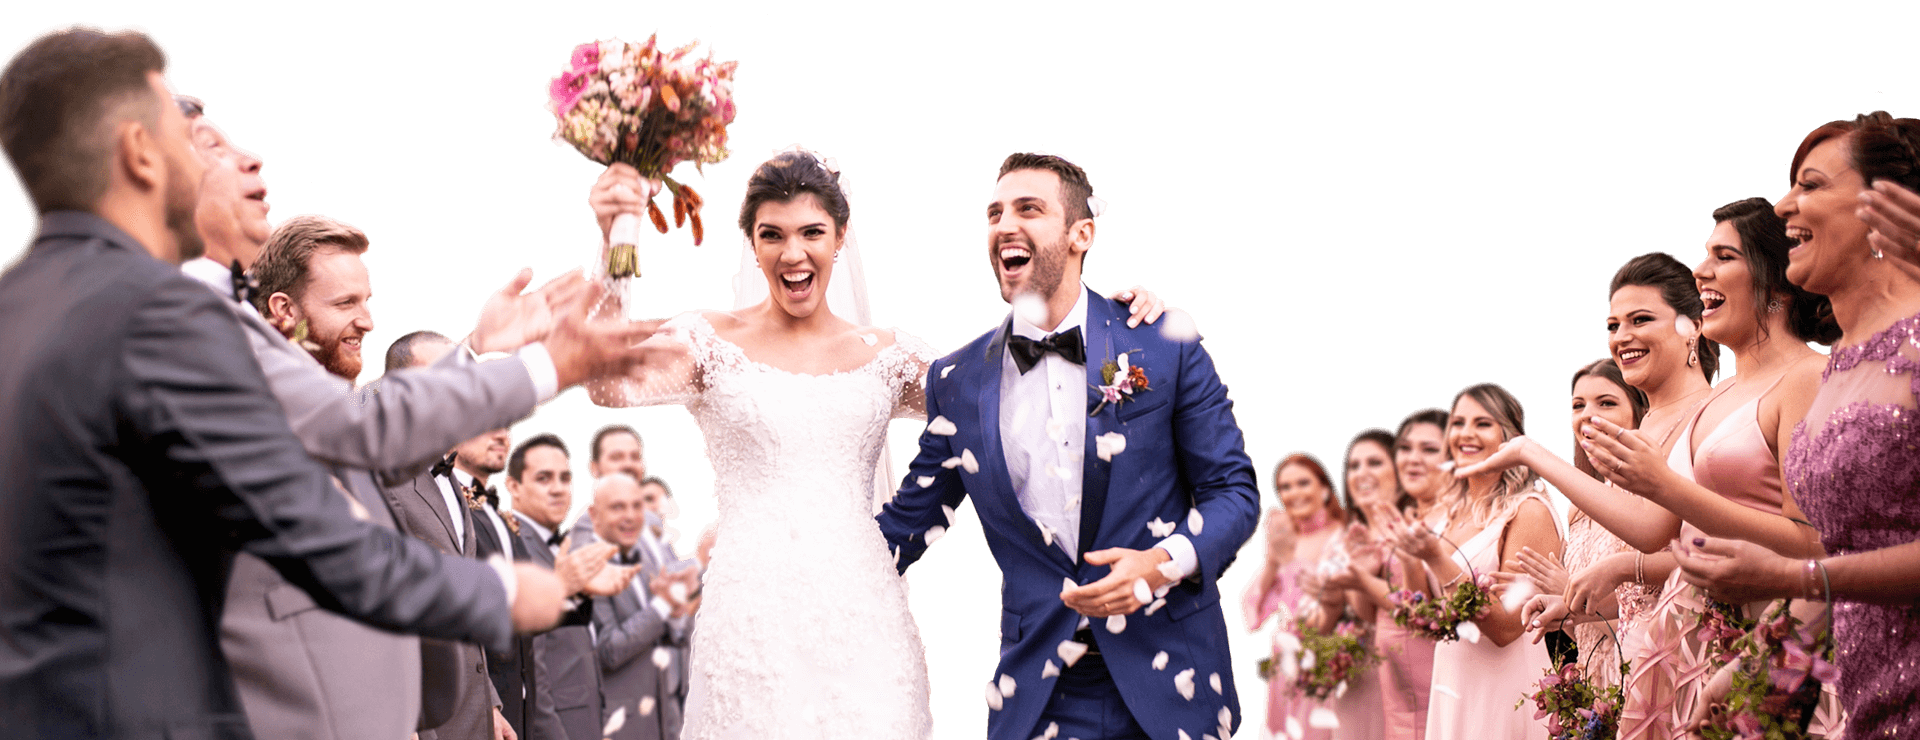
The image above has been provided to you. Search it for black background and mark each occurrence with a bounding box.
[3,14,1904,734]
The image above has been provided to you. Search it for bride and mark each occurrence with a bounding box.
[585,150,1162,739]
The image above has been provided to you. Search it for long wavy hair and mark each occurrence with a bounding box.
[1444,383,1541,528]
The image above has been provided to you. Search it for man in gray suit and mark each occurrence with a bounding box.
[0,28,571,739]
[509,435,606,740]
[588,475,696,740]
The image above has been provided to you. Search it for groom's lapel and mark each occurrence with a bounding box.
[975,316,1074,570]
[1078,288,1116,557]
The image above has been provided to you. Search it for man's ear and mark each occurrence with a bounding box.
[266,292,299,327]
[115,119,165,193]
[1068,218,1096,257]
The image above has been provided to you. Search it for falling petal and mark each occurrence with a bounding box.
[1300,649,1316,671]
[1187,509,1205,535]
[916,476,936,488]
[1308,707,1340,729]
[1037,522,1056,546]
[859,333,877,346]
[1107,614,1126,634]
[1501,578,1538,613]
[1049,465,1076,481]
[1433,684,1459,699]
[651,646,672,669]
[1204,735,1218,740]
[1159,308,1200,341]
[1152,650,1169,670]
[668,582,689,602]
[1064,494,1081,511]
[1178,731,1192,740]
[1045,722,1059,740]
[1438,459,1455,472]
[1042,660,1061,679]
[1145,598,1167,615]
[1456,621,1482,644]
[941,457,964,469]
[1057,640,1089,667]
[1013,294,1049,327]
[638,695,656,716]
[1045,418,1068,443]
[942,504,956,525]
[1209,672,1222,694]
[1095,432,1127,461]
[1132,578,1152,604]
[1062,577,1076,593]
[659,497,681,520]
[1147,517,1177,538]
[1334,680,1348,699]
[1153,583,1171,598]
[1219,706,1233,728]
[925,526,946,545]
[1274,630,1302,654]
[927,416,958,436]
[1174,667,1197,700]
[603,706,627,736]
[998,673,1017,698]
[985,681,1004,711]
[1285,716,1305,740]
[960,449,980,474]
[941,364,957,379]
[1157,561,1184,581]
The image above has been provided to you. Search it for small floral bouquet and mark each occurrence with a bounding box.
[1699,597,1759,667]
[1293,617,1381,701]
[1389,573,1495,643]
[1698,600,1833,740]
[548,35,738,278]
[1522,662,1625,740]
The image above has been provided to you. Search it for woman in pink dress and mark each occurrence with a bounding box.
[1245,454,1344,739]
[1383,384,1563,740]
[1303,429,1403,740]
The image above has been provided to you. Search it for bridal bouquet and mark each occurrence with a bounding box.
[1292,617,1380,701]
[549,35,738,278]
[1698,600,1833,740]
[1388,574,1494,643]
[1522,662,1624,740]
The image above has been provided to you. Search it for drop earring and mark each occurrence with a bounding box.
[1687,340,1698,368]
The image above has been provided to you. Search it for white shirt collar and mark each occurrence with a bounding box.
[1010,284,1090,341]
[180,257,231,295]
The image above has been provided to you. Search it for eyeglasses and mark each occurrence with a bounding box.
[174,95,204,119]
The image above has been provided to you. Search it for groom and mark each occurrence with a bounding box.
[880,154,1258,740]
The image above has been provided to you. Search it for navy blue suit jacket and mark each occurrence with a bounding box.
[878,288,1259,740]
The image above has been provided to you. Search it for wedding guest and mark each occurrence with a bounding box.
[508,435,606,740]
[589,474,695,740]
[591,424,647,480]
[1383,384,1561,740]
[1309,430,1400,740]
[1676,111,1920,737]
[250,215,373,379]
[0,28,565,738]
[1245,454,1344,739]
[1378,410,1451,740]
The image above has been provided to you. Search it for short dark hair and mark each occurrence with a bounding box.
[0,28,167,213]
[590,425,642,463]
[1609,252,1721,381]
[508,434,569,482]
[1710,198,1839,345]
[251,215,370,314]
[638,475,672,498]
[736,150,850,236]
[998,152,1095,227]
[385,330,451,372]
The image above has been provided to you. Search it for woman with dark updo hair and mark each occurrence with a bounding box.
[579,151,1169,738]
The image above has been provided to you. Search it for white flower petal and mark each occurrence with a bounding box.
[1045,418,1068,443]
[1456,621,1482,644]
[1308,707,1340,730]
[1145,597,1167,615]
[1274,630,1302,654]
[1041,660,1061,679]
[1043,721,1060,739]
[1064,494,1081,511]
[1204,735,1218,740]
[638,695,656,716]
[860,333,877,346]
[1209,672,1222,694]
[1334,679,1348,699]
[1285,716,1305,740]
[942,504,956,525]
[1057,640,1089,667]
[941,456,964,469]
[1152,650,1169,670]
[960,448,980,474]
[1117,353,1130,373]
[998,673,1017,698]
[1062,577,1076,593]
[1433,684,1459,699]
[1300,649,1316,670]
[1106,614,1126,634]
[924,526,946,545]
[985,681,1004,711]
[915,475,936,489]
[1037,522,1055,546]
[668,582,689,603]
[1157,561,1184,581]
[1187,508,1205,536]
[1013,294,1049,327]
[602,706,627,736]
[1501,577,1538,614]
[927,416,958,436]
[1219,706,1233,728]
[1177,731,1192,740]
[1158,309,1200,342]
[651,646,672,669]
[941,364,957,379]
[1132,578,1152,604]
[1095,432,1127,462]
[1153,583,1171,598]
[1147,517,1177,538]
[1174,667,1197,700]
[1049,464,1076,481]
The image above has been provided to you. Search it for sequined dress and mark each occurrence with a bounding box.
[1786,311,1920,737]
[1560,512,1660,687]
[591,313,936,739]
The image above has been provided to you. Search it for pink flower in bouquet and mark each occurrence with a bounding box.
[570,42,600,73]
[550,70,591,116]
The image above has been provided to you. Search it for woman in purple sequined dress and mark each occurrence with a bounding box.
[1679,112,1920,737]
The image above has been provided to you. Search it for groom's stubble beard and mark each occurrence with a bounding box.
[997,226,1072,305]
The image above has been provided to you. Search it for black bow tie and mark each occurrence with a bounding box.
[617,549,641,566]
[1008,326,1085,374]
[229,260,259,306]
[547,530,567,548]
[470,483,500,510]
[429,453,457,480]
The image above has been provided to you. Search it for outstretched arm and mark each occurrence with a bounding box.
[1458,436,1679,553]
[876,361,971,573]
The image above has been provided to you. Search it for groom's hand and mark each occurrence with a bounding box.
[1063,547,1174,617]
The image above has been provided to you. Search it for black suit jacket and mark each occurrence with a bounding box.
[0,212,514,740]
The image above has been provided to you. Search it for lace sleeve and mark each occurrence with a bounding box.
[585,312,708,408]
[882,328,938,421]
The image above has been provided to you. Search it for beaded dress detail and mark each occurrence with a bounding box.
[590,312,936,739]
[1785,311,1920,738]
[1561,511,1659,687]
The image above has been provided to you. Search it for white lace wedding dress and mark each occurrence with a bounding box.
[590,312,936,739]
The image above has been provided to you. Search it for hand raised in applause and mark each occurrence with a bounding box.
[1860,179,1920,269]
[509,563,566,633]
[539,273,668,389]
[648,567,703,618]
[1262,507,1298,567]
[551,537,630,597]
[466,267,606,355]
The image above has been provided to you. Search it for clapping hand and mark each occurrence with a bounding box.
[1263,507,1298,566]
[1520,592,1570,644]
[1511,546,1569,598]
[647,567,703,618]
[1565,550,1636,619]
[1859,179,1920,268]
[552,538,623,597]
[468,268,604,355]
[1376,505,1446,565]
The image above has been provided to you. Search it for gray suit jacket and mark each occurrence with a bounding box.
[201,258,541,740]
[589,534,693,740]
[386,470,503,740]
[518,515,603,740]
[0,211,514,740]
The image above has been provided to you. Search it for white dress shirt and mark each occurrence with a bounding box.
[431,469,477,549]
[998,286,1198,578]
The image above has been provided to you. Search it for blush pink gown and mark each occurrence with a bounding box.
[1423,490,1556,740]
[1247,562,1331,740]
[1375,553,1435,740]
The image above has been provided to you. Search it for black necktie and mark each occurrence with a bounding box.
[229,260,259,306]
[1007,326,1085,374]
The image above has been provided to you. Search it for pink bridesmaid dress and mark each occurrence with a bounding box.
[1247,563,1331,740]
[1423,490,1556,740]
[1375,553,1436,740]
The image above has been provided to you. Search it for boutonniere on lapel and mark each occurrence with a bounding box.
[1089,349,1150,416]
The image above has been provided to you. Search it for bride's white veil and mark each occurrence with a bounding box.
[728,151,896,509]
